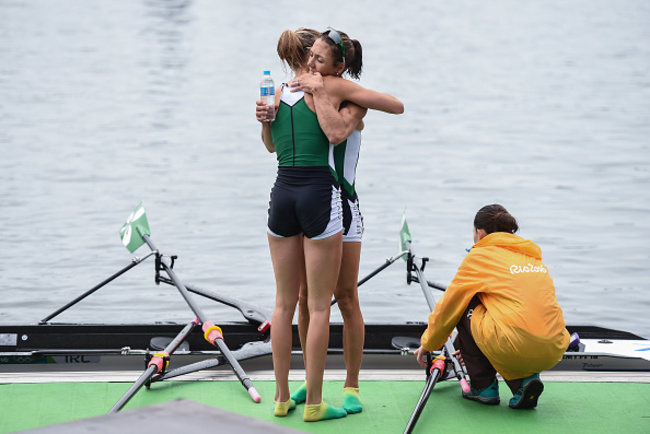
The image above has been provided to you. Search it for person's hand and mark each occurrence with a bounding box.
[288,72,325,94]
[256,99,274,123]
[452,349,465,367]
[414,346,429,367]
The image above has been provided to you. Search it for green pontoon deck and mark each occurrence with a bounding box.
[2,208,648,432]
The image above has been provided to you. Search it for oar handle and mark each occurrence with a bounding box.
[442,339,471,393]
[209,333,261,403]
[202,320,261,402]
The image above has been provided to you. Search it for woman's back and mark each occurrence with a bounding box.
[271,86,333,168]
[466,232,569,378]
[468,233,565,332]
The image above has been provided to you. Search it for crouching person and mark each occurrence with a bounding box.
[414,204,569,409]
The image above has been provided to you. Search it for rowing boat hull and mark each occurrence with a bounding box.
[2,323,648,373]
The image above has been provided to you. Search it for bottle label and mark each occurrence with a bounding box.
[261,87,269,97]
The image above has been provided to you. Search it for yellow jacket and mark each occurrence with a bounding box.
[420,232,569,380]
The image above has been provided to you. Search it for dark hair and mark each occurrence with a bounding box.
[319,29,363,80]
[277,28,320,73]
[473,204,519,235]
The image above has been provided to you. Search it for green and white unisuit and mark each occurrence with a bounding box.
[267,84,342,240]
[271,84,336,173]
[333,129,364,242]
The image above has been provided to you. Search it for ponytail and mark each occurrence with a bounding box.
[345,39,363,80]
[277,28,319,73]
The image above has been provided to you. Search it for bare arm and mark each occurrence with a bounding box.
[305,76,367,144]
[256,99,275,153]
[291,73,404,115]
[333,78,404,114]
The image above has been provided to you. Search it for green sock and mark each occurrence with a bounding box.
[343,387,363,414]
[274,398,296,417]
[290,382,307,404]
[303,401,347,422]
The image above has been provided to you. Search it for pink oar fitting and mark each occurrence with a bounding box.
[249,387,262,403]
[431,358,446,373]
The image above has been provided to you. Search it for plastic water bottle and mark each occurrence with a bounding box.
[260,70,275,122]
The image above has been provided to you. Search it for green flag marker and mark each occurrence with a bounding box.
[399,212,411,259]
[119,202,150,253]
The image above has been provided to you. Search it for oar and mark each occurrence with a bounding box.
[108,318,198,413]
[401,215,469,389]
[407,248,470,388]
[40,201,156,324]
[143,235,261,403]
[400,215,469,433]
[119,203,261,403]
[357,250,409,286]
[331,250,409,306]
[39,250,157,324]
[403,353,447,434]
[406,273,448,292]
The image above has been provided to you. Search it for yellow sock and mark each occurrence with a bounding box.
[343,387,362,414]
[303,401,347,422]
[274,398,296,417]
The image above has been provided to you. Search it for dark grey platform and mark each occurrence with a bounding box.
[23,399,305,433]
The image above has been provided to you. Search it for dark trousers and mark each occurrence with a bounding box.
[455,296,524,394]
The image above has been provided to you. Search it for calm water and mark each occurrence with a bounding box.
[1,0,649,339]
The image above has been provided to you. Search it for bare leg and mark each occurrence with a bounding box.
[334,241,364,389]
[268,233,303,403]
[297,259,309,365]
[291,255,309,404]
[303,232,342,405]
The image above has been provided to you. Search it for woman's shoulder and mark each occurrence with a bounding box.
[459,245,504,269]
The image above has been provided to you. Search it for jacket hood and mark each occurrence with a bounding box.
[473,232,542,259]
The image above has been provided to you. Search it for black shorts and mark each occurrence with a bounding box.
[267,167,343,239]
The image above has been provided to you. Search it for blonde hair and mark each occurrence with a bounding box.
[277,28,320,73]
